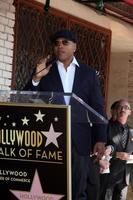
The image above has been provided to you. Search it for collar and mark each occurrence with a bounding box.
[72,57,79,67]
[57,56,79,67]
[114,120,128,130]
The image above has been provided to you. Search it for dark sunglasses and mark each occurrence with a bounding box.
[54,39,70,46]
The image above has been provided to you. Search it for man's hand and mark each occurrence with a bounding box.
[116,152,130,160]
[33,55,52,82]
[93,142,106,160]
[99,159,110,173]
[104,146,112,156]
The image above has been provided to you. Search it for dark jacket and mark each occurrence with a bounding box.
[107,120,133,186]
[24,60,107,155]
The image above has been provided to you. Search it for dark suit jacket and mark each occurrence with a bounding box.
[107,121,133,187]
[24,60,107,155]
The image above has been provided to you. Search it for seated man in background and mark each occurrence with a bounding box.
[102,99,133,200]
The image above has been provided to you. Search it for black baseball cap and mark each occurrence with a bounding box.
[50,29,77,43]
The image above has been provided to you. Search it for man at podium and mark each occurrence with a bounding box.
[24,29,107,200]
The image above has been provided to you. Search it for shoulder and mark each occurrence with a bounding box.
[129,128,133,136]
[108,120,117,127]
[77,60,102,85]
[77,60,93,70]
[108,121,121,134]
[77,60,97,75]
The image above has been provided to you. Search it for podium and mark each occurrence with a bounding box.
[0,91,108,200]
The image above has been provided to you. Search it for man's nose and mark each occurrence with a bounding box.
[58,42,64,47]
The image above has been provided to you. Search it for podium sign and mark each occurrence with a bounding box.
[0,90,108,200]
[0,102,71,200]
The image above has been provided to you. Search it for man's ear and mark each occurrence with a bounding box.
[128,109,132,116]
[74,43,77,52]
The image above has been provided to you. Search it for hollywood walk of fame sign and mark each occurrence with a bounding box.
[0,102,71,200]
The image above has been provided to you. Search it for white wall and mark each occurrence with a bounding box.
[107,52,131,115]
[0,0,15,90]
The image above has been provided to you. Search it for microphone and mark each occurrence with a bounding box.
[46,58,55,67]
